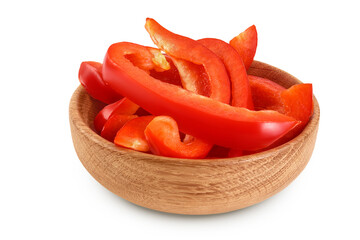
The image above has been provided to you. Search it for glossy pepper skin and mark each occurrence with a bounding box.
[100,114,137,142]
[249,75,285,112]
[198,38,254,109]
[94,97,139,133]
[102,41,298,150]
[114,116,155,152]
[249,75,313,144]
[279,83,313,142]
[145,22,239,158]
[145,18,231,104]
[149,55,182,86]
[230,25,258,70]
[78,61,122,104]
[145,116,213,158]
[147,55,213,158]
[198,38,255,157]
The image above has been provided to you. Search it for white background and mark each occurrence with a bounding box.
[1,0,359,239]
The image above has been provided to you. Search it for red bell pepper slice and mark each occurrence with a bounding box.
[100,114,138,142]
[198,38,255,156]
[114,116,155,152]
[145,18,230,103]
[170,58,212,98]
[229,25,257,70]
[102,41,298,150]
[78,61,122,104]
[280,83,313,141]
[249,75,313,144]
[145,116,213,158]
[148,56,214,157]
[198,38,254,109]
[248,75,285,112]
[152,56,213,158]
[94,97,139,133]
[149,55,182,86]
[146,21,245,157]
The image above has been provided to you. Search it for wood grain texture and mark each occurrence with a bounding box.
[69,61,320,215]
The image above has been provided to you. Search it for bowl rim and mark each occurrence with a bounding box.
[69,60,320,164]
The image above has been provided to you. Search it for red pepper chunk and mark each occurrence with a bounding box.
[230,25,258,70]
[170,58,212,98]
[280,83,313,141]
[249,75,285,112]
[94,97,139,133]
[152,56,213,158]
[249,75,313,145]
[100,114,138,142]
[145,18,230,104]
[102,41,299,150]
[149,55,182,86]
[78,61,122,104]
[114,116,155,152]
[198,38,254,109]
[144,19,237,158]
[145,116,213,159]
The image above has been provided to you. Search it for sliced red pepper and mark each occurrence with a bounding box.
[93,47,171,134]
[145,18,230,103]
[249,75,313,144]
[149,55,182,86]
[198,38,255,156]
[94,97,139,133]
[155,56,213,158]
[248,75,285,112]
[229,25,257,70]
[280,83,313,141]
[114,116,155,152]
[145,116,213,159]
[100,114,138,142]
[198,38,254,109]
[102,41,298,150]
[124,46,170,73]
[78,61,122,104]
[148,56,213,158]
[145,19,235,157]
[147,22,248,157]
[170,58,211,98]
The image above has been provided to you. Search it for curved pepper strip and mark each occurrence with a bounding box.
[198,38,255,157]
[114,116,155,152]
[145,116,213,158]
[154,56,213,158]
[149,55,182,86]
[145,18,230,104]
[279,83,313,142]
[78,61,122,104]
[198,38,254,109]
[230,25,258,70]
[102,41,299,150]
[148,56,213,158]
[170,58,211,98]
[94,97,139,133]
[249,75,286,112]
[248,75,313,145]
[94,45,173,133]
[145,18,233,157]
[100,114,138,142]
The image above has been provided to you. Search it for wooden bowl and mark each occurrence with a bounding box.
[69,61,320,215]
